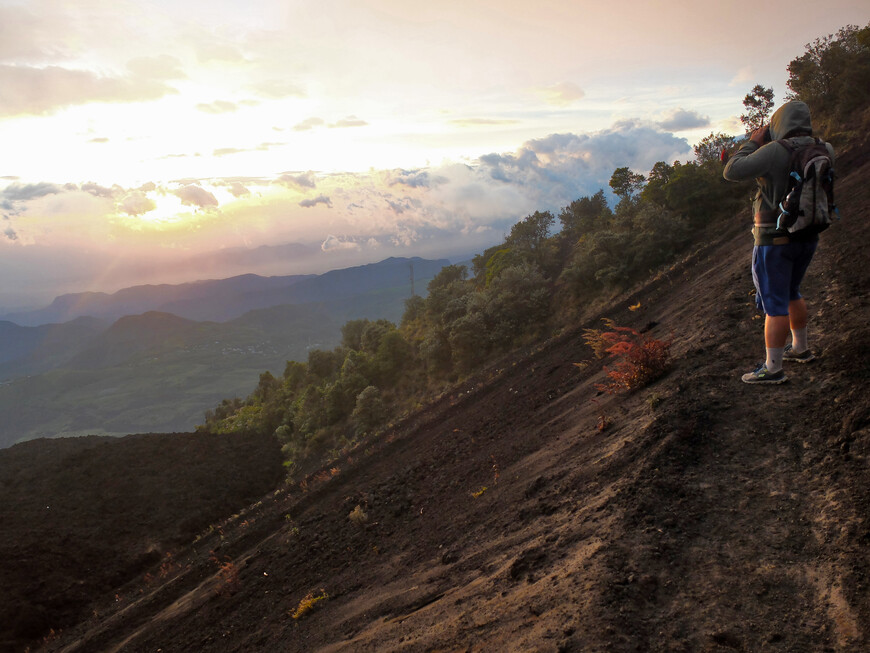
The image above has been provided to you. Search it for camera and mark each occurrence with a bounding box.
[762,126,771,143]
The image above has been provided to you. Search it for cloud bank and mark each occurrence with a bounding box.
[656,108,710,132]
[0,118,692,304]
[0,60,183,117]
[299,195,332,208]
[173,185,219,209]
[120,191,157,216]
[329,116,368,128]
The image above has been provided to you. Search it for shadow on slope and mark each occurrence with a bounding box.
[14,160,870,652]
[0,431,284,652]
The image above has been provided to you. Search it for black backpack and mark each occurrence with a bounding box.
[776,138,837,234]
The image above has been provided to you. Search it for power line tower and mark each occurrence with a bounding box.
[409,262,415,296]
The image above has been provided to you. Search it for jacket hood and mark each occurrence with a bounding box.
[769,100,813,140]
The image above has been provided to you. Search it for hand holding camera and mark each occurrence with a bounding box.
[751,125,771,146]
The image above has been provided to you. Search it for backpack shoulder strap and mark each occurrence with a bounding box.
[774,138,802,173]
[773,138,803,186]
[775,138,796,153]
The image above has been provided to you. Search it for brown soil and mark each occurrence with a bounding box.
[0,432,284,652]
[3,156,869,653]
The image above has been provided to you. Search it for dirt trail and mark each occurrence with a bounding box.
[21,159,870,652]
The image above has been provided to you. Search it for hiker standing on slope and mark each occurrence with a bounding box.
[723,100,835,384]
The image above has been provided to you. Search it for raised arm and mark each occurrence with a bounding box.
[723,126,774,181]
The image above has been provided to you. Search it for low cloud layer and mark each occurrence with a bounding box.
[173,185,218,209]
[226,182,251,197]
[475,122,690,208]
[0,2,187,117]
[2,120,691,243]
[276,172,317,190]
[329,116,368,128]
[2,182,61,203]
[387,170,445,189]
[299,195,332,208]
[0,61,182,117]
[656,108,710,132]
[120,191,157,216]
[321,234,360,252]
[293,117,325,131]
[197,100,238,114]
[1,118,693,304]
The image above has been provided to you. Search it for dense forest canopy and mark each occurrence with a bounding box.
[200,23,870,476]
[786,24,870,136]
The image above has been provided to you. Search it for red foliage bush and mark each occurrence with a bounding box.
[583,321,671,393]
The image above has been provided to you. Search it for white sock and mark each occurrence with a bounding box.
[791,327,808,353]
[766,347,784,373]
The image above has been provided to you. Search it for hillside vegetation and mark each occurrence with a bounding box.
[200,156,741,475]
[22,103,870,653]
[203,23,870,480]
[3,23,869,653]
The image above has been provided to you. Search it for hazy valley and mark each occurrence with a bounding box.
[0,256,449,449]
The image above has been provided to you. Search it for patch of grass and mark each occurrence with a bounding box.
[348,505,368,525]
[291,590,329,619]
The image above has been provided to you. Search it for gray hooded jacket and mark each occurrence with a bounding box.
[723,100,835,233]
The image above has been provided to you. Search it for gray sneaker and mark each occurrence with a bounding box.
[741,363,788,385]
[783,344,816,363]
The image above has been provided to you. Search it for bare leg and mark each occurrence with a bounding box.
[765,315,790,349]
[789,298,807,330]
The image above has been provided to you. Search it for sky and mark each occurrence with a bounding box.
[0,0,867,309]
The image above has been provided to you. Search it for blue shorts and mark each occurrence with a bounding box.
[752,241,817,316]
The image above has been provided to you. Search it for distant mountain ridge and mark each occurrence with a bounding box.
[0,256,450,448]
[1,256,447,326]
[0,273,313,327]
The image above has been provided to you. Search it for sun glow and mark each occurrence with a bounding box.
[4,0,866,308]
[111,179,314,235]
[115,189,205,229]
